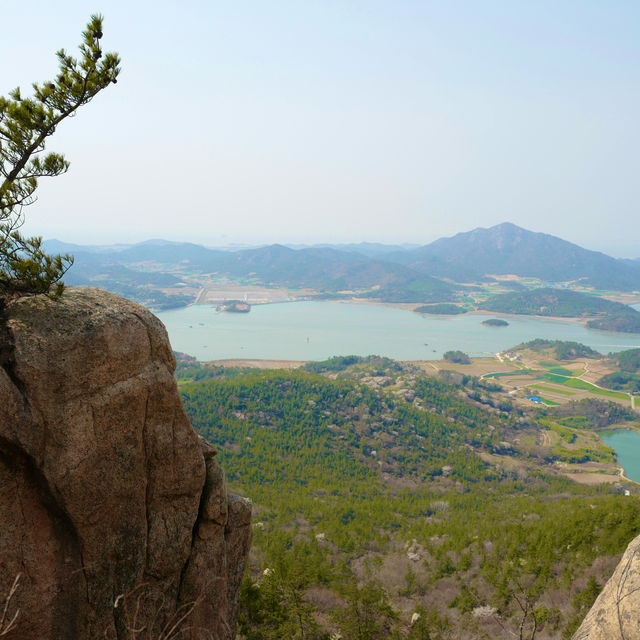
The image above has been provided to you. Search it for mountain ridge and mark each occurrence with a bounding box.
[46,223,640,308]
[384,222,640,290]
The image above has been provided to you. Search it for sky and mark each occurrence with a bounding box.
[3,1,639,255]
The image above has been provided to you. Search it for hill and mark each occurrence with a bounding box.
[481,288,640,332]
[61,249,193,309]
[587,314,640,333]
[481,288,630,317]
[58,240,459,305]
[609,348,640,373]
[513,339,602,360]
[47,227,640,310]
[177,358,640,640]
[386,223,640,290]
[598,348,640,394]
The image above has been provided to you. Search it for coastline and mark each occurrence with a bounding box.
[619,466,639,485]
[207,358,306,369]
[316,298,622,327]
[239,296,610,327]
[183,295,640,333]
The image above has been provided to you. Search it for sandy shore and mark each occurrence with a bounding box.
[209,358,306,369]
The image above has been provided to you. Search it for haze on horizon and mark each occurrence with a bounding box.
[3,1,639,257]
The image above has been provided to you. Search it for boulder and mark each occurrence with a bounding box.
[0,287,250,639]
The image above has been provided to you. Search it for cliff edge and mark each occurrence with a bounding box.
[0,287,251,639]
[573,533,640,640]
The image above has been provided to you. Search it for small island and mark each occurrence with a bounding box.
[443,350,472,364]
[216,300,251,313]
[414,303,467,315]
[482,318,509,327]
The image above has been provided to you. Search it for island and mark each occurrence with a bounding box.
[482,318,509,327]
[216,300,251,313]
[443,350,472,364]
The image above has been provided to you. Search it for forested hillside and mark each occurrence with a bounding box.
[177,360,640,640]
[481,288,633,318]
[481,288,640,333]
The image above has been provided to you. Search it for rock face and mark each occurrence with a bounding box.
[573,533,640,640]
[0,287,251,640]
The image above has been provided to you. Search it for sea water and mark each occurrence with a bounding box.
[598,430,640,483]
[156,301,640,362]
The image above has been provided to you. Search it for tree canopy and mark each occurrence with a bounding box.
[0,14,120,298]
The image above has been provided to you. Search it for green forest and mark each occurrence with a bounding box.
[481,289,640,334]
[609,348,640,373]
[176,359,640,639]
[514,340,601,361]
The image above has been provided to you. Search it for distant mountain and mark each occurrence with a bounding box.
[217,244,443,293]
[57,240,457,302]
[306,242,421,258]
[114,241,230,270]
[47,225,639,309]
[621,257,640,270]
[386,223,640,291]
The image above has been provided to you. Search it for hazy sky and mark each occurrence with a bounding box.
[3,1,639,254]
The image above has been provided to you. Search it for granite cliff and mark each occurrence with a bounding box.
[0,287,251,639]
[573,533,640,640]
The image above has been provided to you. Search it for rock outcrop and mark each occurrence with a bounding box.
[573,533,640,640]
[0,287,251,640]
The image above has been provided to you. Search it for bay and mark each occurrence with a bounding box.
[156,301,640,362]
[598,430,640,483]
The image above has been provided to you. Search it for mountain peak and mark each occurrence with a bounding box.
[471,222,530,238]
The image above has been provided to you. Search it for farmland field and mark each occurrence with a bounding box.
[529,384,576,396]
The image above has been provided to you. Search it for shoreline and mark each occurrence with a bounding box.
[188,296,623,328]
[619,466,639,485]
[208,358,306,369]
[597,426,640,485]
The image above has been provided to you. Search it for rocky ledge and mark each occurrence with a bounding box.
[0,287,251,639]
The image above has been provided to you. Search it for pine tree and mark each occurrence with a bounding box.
[0,14,120,299]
